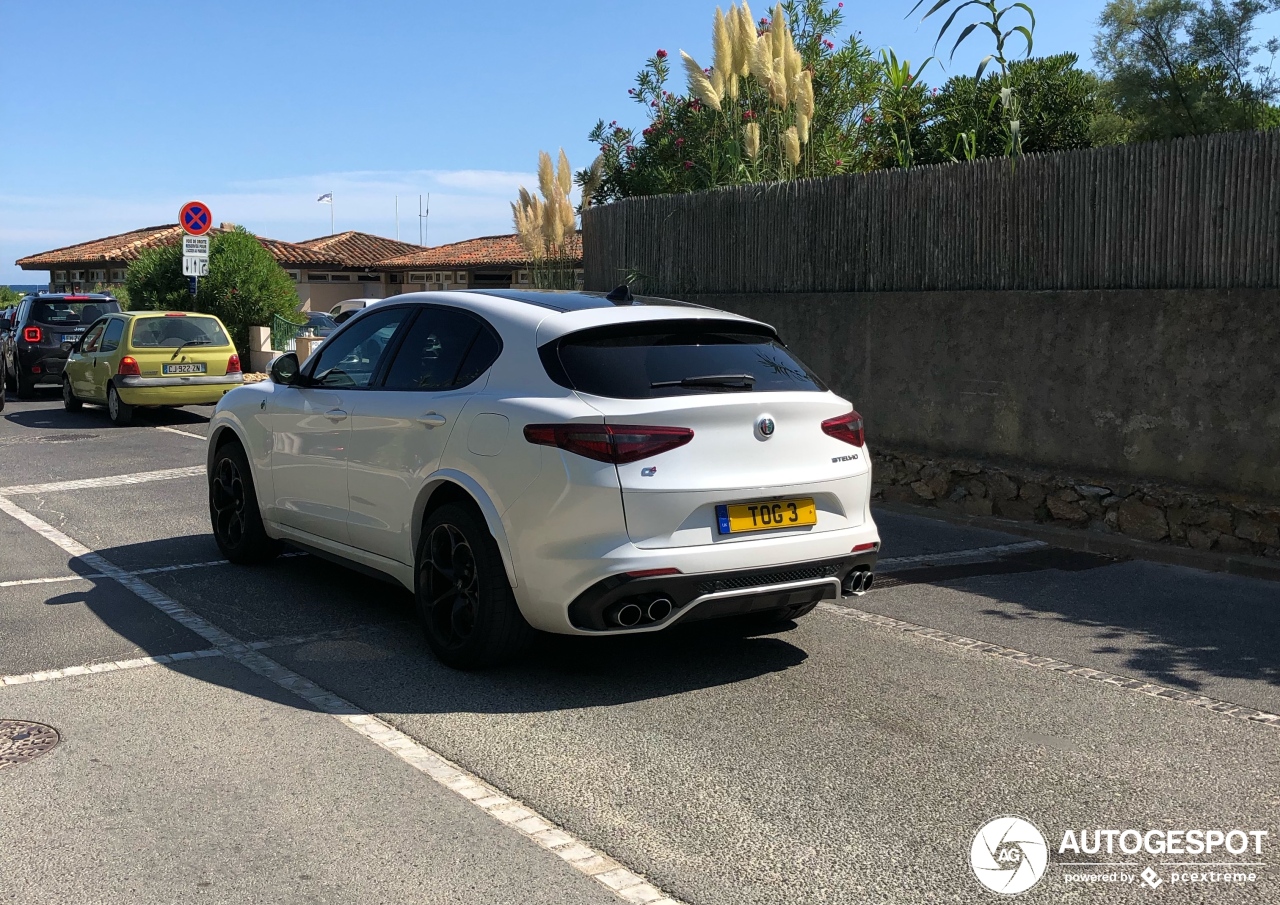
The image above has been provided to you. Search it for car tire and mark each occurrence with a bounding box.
[209,440,280,564]
[3,357,14,391]
[62,377,82,412]
[107,383,133,425]
[15,366,34,400]
[416,502,532,670]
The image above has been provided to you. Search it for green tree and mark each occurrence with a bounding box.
[587,0,882,202]
[125,227,299,359]
[924,54,1103,161]
[1094,0,1280,140]
[0,286,24,307]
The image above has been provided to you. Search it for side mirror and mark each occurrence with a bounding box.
[269,352,301,385]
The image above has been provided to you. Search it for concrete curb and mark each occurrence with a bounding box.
[875,501,1280,583]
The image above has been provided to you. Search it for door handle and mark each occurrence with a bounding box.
[324,408,348,422]
[417,412,448,428]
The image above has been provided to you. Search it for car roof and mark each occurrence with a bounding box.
[466,288,707,313]
[30,293,117,301]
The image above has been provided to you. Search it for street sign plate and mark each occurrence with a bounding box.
[180,200,212,236]
[182,235,210,258]
[182,256,209,277]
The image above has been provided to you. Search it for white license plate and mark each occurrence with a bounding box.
[61,334,80,343]
[163,363,206,375]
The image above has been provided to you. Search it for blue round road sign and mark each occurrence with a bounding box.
[180,200,212,236]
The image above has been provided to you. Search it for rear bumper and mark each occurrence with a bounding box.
[116,374,243,406]
[16,348,67,383]
[567,552,877,632]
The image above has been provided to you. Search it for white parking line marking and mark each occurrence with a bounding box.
[877,540,1047,571]
[0,574,96,588]
[0,626,396,688]
[0,465,205,496]
[1,650,225,686]
[818,602,1280,729]
[0,495,683,905]
[155,426,205,440]
[0,553,307,592]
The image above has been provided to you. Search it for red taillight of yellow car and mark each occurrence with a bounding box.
[227,354,241,373]
[117,356,142,376]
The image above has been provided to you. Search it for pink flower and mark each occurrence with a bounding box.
[838,1,842,6]
[675,137,685,147]
[656,49,667,59]
[683,160,693,169]
[864,114,874,124]
[835,159,844,166]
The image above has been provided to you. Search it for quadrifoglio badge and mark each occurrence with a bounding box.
[970,816,1269,895]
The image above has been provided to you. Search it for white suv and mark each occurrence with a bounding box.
[207,288,879,668]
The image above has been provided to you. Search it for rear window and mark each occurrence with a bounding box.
[130,315,230,348]
[31,299,121,326]
[543,320,826,399]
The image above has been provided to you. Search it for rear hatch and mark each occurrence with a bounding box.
[27,297,121,363]
[542,319,871,549]
[127,314,238,377]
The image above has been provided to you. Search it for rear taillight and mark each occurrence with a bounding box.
[22,326,41,343]
[227,353,241,373]
[821,410,865,447]
[117,356,141,376]
[524,423,694,464]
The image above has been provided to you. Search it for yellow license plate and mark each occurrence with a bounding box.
[716,498,817,534]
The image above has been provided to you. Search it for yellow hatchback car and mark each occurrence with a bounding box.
[62,311,243,425]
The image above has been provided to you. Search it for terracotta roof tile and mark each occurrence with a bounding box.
[297,231,426,268]
[377,232,582,269]
[17,224,341,269]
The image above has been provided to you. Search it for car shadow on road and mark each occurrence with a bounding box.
[926,556,1280,694]
[54,537,810,716]
[5,400,211,431]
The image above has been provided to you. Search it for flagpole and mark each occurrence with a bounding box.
[331,194,334,236]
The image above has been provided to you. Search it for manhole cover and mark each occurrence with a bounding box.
[0,720,61,770]
[40,433,100,443]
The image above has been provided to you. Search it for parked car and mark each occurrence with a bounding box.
[63,311,242,425]
[301,311,338,337]
[3,293,122,398]
[206,288,879,668]
[328,298,380,324]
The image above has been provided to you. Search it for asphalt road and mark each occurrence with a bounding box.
[2,388,1278,904]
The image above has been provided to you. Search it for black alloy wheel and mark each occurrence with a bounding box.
[15,365,34,400]
[209,442,279,564]
[416,503,532,670]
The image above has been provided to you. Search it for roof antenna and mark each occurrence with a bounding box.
[605,284,634,304]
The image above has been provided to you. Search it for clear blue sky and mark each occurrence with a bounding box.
[0,0,1151,282]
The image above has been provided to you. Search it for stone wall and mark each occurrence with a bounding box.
[873,449,1280,560]
[685,289,1280,501]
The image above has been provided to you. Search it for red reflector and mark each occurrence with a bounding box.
[22,326,41,343]
[117,356,142,376]
[164,312,187,317]
[227,353,241,373]
[821,410,865,447]
[626,568,682,578]
[31,365,41,373]
[852,542,878,553]
[524,423,694,464]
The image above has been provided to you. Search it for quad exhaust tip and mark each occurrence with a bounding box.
[843,570,875,596]
[647,598,673,622]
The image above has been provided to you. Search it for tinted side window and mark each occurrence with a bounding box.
[455,328,501,387]
[383,308,495,391]
[100,319,125,353]
[308,307,408,388]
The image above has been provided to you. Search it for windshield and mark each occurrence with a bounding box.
[31,299,121,326]
[545,320,827,399]
[130,315,230,348]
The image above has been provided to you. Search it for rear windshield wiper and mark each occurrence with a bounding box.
[650,373,755,391]
[170,338,213,359]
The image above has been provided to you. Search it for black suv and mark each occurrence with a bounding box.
[3,293,122,398]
